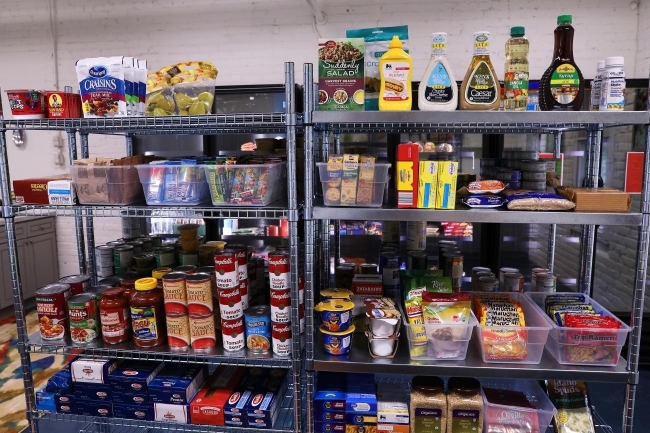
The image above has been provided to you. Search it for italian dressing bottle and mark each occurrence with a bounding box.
[418,32,457,111]
[460,31,500,110]
[378,36,413,111]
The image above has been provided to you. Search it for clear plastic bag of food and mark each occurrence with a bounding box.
[145,87,175,117]
[172,80,216,115]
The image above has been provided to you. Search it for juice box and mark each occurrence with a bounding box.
[417,161,438,208]
[318,39,365,111]
[396,143,419,208]
[435,161,458,210]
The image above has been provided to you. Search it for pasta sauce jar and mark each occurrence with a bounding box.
[99,287,131,344]
[130,278,166,347]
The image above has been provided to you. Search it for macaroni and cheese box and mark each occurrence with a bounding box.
[113,403,151,421]
[418,161,438,208]
[396,143,419,208]
[151,402,190,424]
[315,422,346,433]
[75,400,113,417]
[109,360,164,393]
[435,161,458,210]
[314,389,346,413]
[315,407,346,422]
[148,364,207,405]
[346,413,378,424]
[71,358,119,384]
[189,365,247,426]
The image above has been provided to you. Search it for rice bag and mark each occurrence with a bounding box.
[502,190,576,211]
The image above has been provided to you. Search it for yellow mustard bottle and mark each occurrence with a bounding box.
[379,36,413,111]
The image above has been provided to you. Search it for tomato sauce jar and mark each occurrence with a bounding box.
[99,287,131,344]
[130,278,166,348]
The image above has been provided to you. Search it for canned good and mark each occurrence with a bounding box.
[113,245,135,269]
[380,251,400,287]
[270,289,291,323]
[162,272,188,316]
[406,221,426,251]
[471,267,492,291]
[268,252,290,291]
[499,267,519,286]
[95,245,114,278]
[106,240,125,247]
[437,240,457,260]
[521,171,547,181]
[503,272,524,292]
[536,272,557,293]
[166,314,190,351]
[478,276,499,292]
[475,271,496,287]
[175,265,197,274]
[214,251,239,290]
[334,266,355,290]
[231,247,250,310]
[85,285,113,301]
[244,305,271,353]
[137,237,153,252]
[272,322,292,357]
[98,276,122,288]
[522,180,547,191]
[68,293,100,344]
[179,250,199,267]
[221,317,245,352]
[217,286,243,321]
[186,273,213,317]
[35,283,71,340]
[129,240,143,255]
[520,159,548,172]
[133,253,155,269]
[360,263,378,275]
[190,314,217,351]
[155,247,175,268]
[407,251,428,270]
[59,274,91,296]
[443,253,463,277]
[149,235,162,248]
[531,268,549,291]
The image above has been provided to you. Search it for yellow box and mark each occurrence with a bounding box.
[341,154,360,204]
[417,161,438,208]
[357,155,376,204]
[435,161,458,210]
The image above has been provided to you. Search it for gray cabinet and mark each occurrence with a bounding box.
[0,217,58,309]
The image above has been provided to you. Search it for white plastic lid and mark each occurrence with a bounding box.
[605,56,624,67]
[597,60,606,70]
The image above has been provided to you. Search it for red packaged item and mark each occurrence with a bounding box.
[6,89,46,119]
[13,175,72,204]
[564,313,622,364]
[466,180,506,194]
[46,91,82,118]
[396,143,419,208]
[190,366,247,426]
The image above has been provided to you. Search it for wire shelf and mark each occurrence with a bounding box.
[27,333,293,368]
[592,406,614,433]
[80,425,149,433]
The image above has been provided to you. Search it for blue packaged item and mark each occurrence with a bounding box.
[346,413,379,424]
[113,403,151,421]
[75,400,113,417]
[502,191,576,211]
[113,391,149,406]
[463,194,504,208]
[345,392,378,414]
[73,383,112,401]
[248,417,276,429]
[109,360,164,393]
[314,389,346,413]
[75,57,127,118]
[36,387,56,412]
[45,364,73,395]
[54,393,74,406]
[314,407,346,422]
[245,385,285,424]
[314,422,346,433]
[224,389,253,417]
[148,363,207,405]
[56,401,75,414]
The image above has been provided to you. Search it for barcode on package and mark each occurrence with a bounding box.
[50,196,71,205]
[398,192,413,205]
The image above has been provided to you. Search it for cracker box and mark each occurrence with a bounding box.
[318,38,365,111]
[189,365,247,426]
[435,161,458,210]
[417,161,438,209]
[151,402,190,424]
[109,360,164,393]
[148,364,207,405]
[71,358,119,384]
[47,180,78,206]
[13,175,72,205]
[396,143,419,208]
[324,155,344,205]
[357,155,376,205]
[75,400,113,417]
[341,154,360,205]
[113,403,151,421]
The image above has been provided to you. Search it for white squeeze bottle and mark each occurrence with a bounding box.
[599,56,626,111]
[591,60,605,111]
[418,32,458,111]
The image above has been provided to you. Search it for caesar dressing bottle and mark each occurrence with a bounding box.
[379,36,413,111]
[418,33,457,111]
[460,31,500,110]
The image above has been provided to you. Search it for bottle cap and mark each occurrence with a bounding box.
[135,277,157,291]
[557,15,572,24]
[597,60,606,70]
[510,26,525,36]
[388,35,403,49]
[605,56,624,67]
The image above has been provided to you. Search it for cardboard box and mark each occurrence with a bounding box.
[75,401,113,417]
[315,422,346,433]
[314,389,346,413]
[341,154,360,205]
[377,424,410,433]
[56,402,75,414]
[113,391,149,406]
[396,144,419,208]
[352,275,383,297]
[189,365,247,426]
[435,161,458,210]
[377,385,409,425]
[345,392,378,414]
[71,358,119,384]
[315,409,347,422]
[149,364,207,405]
[73,383,112,401]
[555,186,632,212]
[357,155,376,205]
[113,403,151,421]
[13,175,71,205]
[324,155,344,205]
[318,38,365,111]
[418,161,438,208]
[109,360,164,393]
[347,414,379,424]
[47,180,77,206]
[151,402,189,424]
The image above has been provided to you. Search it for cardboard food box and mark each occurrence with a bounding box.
[113,403,151,421]
[13,174,71,205]
[71,358,119,384]
[189,366,247,426]
[324,155,344,205]
[151,402,190,424]
[149,364,207,405]
[435,161,458,210]
[341,154,360,205]
[396,143,419,208]
[109,360,165,393]
[418,160,438,208]
[72,155,148,205]
[555,186,632,212]
[318,38,365,111]
[47,179,77,206]
[357,155,376,205]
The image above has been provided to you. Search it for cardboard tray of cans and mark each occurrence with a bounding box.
[527,292,631,366]
[204,161,286,206]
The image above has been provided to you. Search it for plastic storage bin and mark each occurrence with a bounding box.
[204,162,286,206]
[136,164,210,206]
[481,379,557,432]
[71,165,143,205]
[403,309,478,361]
[317,162,390,207]
[473,292,552,364]
[527,292,631,366]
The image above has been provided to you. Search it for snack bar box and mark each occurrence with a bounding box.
[109,360,165,393]
[71,358,120,384]
[190,365,247,426]
[148,363,207,405]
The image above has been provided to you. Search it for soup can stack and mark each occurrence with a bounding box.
[268,252,292,357]
[214,251,245,352]
[186,273,217,351]
[230,245,250,310]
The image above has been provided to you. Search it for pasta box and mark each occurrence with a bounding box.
[71,358,119,384]
[56,402,75,414]
[314,389,346,413]
[151,402,190,424]
[75,400,113,417]
[244,380,288,424]
[109,360,165,393]
[189,365,247,426]
[352,275,383,297]
[13,175,72,205]
[317,38,365,111]
[224,388,254,418]
[112,391,149,406]
[113,403,151,421]
[148,364,207,405]
[73,383,112,401]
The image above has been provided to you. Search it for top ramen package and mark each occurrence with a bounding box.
[76,57,127,118]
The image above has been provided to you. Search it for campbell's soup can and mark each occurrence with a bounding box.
[221,317,245,352]
[35,283,71,340]
[166,314,190,351]
[272,322,292,357]
[190,314,217,352]
[268,252,290,291]
[59,274,91,296]
[186,273,214,317]
[231,247,250,310]
[217,286,243,321]
[214,251,239,290]
[270,288,291,323]
[244,305,271,353]
[162,272,188,316]
[238,278,250,311]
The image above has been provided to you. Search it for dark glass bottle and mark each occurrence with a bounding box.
[539,15,584,111]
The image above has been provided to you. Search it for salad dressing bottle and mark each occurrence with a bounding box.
[460,31,500,110]
[418,32,457,111]
[503,26,529,111]
[378,36,413,111]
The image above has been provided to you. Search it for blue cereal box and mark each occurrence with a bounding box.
[71,358,119,384]
[109,360,164,393]
[113,404,151,421]
[75,400,113,417]
[148,364,207,405]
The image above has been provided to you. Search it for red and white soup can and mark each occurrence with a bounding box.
[221,316,245,352]
[214,251,239,290]
[270,288,291,323]
[271,322,292,357]
[268,252,290,291]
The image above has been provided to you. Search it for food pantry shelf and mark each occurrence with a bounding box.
[1,113,291,134]
[313,204,643,226]
[27,333,294,368]
[312,110,650,133]
[12,203,289,220]
[312,334,630,382]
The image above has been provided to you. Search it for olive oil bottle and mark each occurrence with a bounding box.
[460,31,500,110]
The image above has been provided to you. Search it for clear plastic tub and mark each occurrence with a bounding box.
[527,292,631,366]
[473,292,552,364]
[204,162,286,206]
[70,165,143,205]
[403,309,478,361]
[136,164,210,206]
[481,379,557,432]
[317,162,390,207]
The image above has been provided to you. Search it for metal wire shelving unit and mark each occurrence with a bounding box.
[302,63,650,433]
[0,63,304,433]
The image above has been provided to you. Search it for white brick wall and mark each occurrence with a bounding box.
[0,0,647,278]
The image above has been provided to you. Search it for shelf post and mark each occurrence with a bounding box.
[80,132,97,284]
[0,127,38,433]
[546,132,562,273]
[67,129,87,274]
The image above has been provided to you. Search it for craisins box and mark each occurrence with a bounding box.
[396,143,419,208]
[109,360,164,394]
[189,365,247,426]
[148,364,207,405]
[13,175,72,205]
